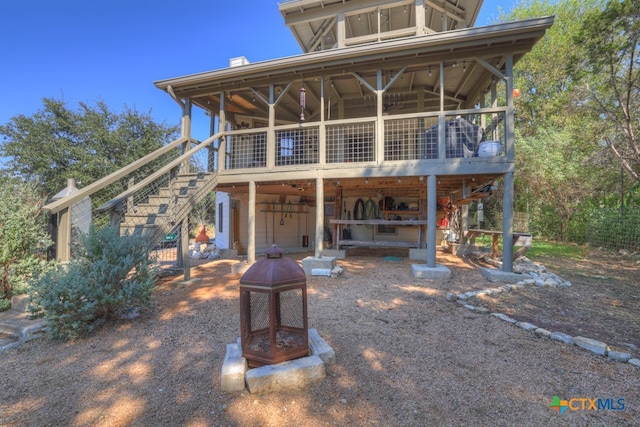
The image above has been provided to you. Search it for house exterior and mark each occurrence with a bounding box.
[152,0,553,276]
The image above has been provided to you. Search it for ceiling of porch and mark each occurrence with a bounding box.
[155,17,553,125]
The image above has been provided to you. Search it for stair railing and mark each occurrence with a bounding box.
[43,132,223,264]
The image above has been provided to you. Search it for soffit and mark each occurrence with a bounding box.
[154,17,553,121]
[279,0,484,53]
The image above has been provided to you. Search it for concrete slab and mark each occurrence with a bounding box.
[224,330,335,393]
[308,328,335,365]
[301,256,336,276]
[411,264,451,279]
[220,344,248,392]
[311,268,331,276]
[245,355,325,394]
[480,267,525,283]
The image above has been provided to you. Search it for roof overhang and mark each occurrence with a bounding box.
[155,16,554,105]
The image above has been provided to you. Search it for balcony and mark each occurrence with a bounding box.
[220,108,508,177]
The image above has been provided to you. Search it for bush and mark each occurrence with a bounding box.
[29,226,158,340]
[0,180,52,304]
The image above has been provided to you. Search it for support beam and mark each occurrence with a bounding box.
[426,174,437,268]
[248,181,256,263]
[180,219,191,280]
[315,176,324,258]
[502,172,514,272]
[55,208,72,262]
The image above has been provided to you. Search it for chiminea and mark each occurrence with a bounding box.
[239,245,309,367]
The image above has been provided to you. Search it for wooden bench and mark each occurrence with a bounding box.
[465,229,532,260]
[329,219,426,250]
[335,239,420,249]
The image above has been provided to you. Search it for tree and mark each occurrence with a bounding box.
[0,179,52,301]
[0,98,180,197]
[570,0,640,183]
[498,0,607,240]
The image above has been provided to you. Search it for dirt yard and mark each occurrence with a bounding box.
[1,249,638,426]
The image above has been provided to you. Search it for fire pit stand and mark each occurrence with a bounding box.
[239,245,309,367]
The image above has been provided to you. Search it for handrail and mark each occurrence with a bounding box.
[43,135,191,214]
[95,131,222,213]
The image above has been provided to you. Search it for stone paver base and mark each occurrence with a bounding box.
[221,328,335,393]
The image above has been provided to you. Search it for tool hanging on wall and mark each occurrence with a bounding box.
[280,203,285,225]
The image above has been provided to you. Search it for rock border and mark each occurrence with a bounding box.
[446,277,639,368]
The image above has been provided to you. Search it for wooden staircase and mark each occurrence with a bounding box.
[119,171,218,246]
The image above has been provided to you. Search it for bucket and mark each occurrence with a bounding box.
[478,141,502,157]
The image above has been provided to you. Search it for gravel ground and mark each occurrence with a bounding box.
[0,249,638,426]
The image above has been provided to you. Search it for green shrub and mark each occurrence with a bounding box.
[0,180,52,301]
[29,226,158,340]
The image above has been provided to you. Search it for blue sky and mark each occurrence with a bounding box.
[0,0,512,147]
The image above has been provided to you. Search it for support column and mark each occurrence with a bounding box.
[267,85,276,170]
[56,208,72,262]
[180,218,190,280]
[218,91,226,171]
[376,69,384,165]
[180,98,192,174]
[426,175,437,268]
[315,177,324,258]
[248,181,256,263]
[502,173,514,272]
[438,62,446,160]
[505,53,516,161]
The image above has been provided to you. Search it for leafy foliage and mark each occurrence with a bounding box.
[497,0,638,243]
[570,0,640,183]
[28,226,158,340]
[0,180,52,302]
[0,98,179,197]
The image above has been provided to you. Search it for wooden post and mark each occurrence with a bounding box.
[426,175,437,268]
[55,207,72,262]
[248,180,256,263]
[315,177,324,258]
[502,172,514,272]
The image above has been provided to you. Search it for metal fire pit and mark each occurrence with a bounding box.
[239,245,309,367]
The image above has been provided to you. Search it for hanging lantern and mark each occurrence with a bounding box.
[299,83,306,121]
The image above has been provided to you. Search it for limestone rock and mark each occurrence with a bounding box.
[608,351,631,362]
[515,321,538,331]
[245,355,325,394]
[534,328,552,337]
[221,343,248,392]
[573,336,609,356]
[550,332,574,345]
[490,313,517,324]
[308,329,335,365]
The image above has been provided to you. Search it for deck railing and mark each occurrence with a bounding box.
[221,108,507,172]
